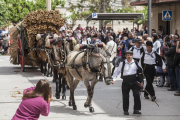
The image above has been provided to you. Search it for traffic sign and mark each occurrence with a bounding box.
[92,13,98,18]
[162,10,172,21]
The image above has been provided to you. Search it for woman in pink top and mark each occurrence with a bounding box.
[12,79,52,120]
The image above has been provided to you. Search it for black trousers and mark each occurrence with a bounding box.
[144,64,156,96]
[122,75,141,112]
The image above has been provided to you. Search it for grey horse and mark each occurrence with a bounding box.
[66,46,114,112]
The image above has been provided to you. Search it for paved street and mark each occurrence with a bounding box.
[0,55,180,120]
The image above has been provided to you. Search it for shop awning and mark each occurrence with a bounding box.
[86,13,144,23]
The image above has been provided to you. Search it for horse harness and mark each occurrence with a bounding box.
[66,49,112,80]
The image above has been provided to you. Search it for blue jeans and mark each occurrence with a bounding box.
[167,65,176,89]
[175,66,180,92]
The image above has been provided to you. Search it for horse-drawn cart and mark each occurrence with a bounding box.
[10,10,65,72]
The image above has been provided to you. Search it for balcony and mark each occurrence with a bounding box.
[130,0,180,6]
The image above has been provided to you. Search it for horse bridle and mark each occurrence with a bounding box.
[101,57,113,85]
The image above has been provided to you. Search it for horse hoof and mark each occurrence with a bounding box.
[69,102,72,106]
[55,93,60,99]
[62,95,66,100]
[84,103,89,108]
[89,107,94,112]
[73,105,77,110]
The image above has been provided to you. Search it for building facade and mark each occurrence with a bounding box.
[131,0,180,35]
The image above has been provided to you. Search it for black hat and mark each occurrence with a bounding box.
[146,41,153,47]
[92,34,97,38]
[125,51,133,55]
[135,38,142,43]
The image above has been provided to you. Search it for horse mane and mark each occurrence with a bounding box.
[92,48,107,62]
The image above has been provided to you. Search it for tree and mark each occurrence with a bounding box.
[4,0,65,25]
[68,0,147,28]
[0,0,9,27]
[68,0,117,28]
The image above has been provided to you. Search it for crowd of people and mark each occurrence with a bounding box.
[0,27,11,55]
[63,24,180,97]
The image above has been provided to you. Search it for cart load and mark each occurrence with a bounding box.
[10,10,65,71]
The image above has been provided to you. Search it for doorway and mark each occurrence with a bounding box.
[158,13,170,35]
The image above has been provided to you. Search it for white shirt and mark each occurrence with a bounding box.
[106,40,117,58]
[81,40,88,45]
[2,30,8,35]
[129,45,146,59]
[153,40,161,55]
[112,59,141,81]
[140,51,166,69]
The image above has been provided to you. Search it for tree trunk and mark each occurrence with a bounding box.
[99,0,105,30]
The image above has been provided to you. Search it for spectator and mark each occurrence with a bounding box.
[158,29,163,38]
[135,29,141,36]
[174,30,179,39]
[114,45,123,67]
[127,33,135,49]
[152,33,161,55]
[174,41,180,96]
[76,24,83,31]
[121,29,128,37]
[106,36,117,58]
[92,34,101,44]
[165,41,177,91]
[157,34,163,49]
[169,34,174,45]
[160,36,170,87]
[105,32,111,44]
[12,79,52,120]
[110,29,116,41]
[80,33,89,45]
[117,31,122,40]
[2,33,8,54]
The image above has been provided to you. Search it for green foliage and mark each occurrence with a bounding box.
[4,0,65,25]
[68,0,148,26]
[137,6,148,24]
[68,0,116,22]
[0,0,9,27]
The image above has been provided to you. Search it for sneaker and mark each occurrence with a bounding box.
[124,111,129,115]
[174,93,180,96]
[133,110,141,114]
[175,90,179,93]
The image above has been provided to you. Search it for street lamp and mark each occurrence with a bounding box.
[111,2,116,29]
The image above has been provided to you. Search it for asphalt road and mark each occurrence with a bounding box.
[0,56,180,120]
